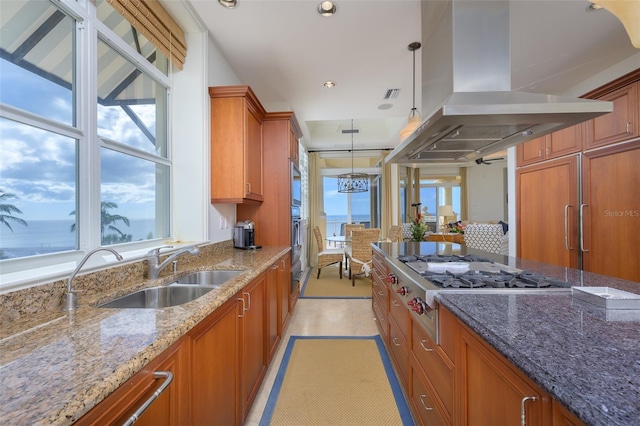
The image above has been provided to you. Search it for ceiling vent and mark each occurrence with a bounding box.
[383,89,400,100]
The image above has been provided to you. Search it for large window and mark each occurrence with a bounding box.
[323,176,375,239]
[401,173,461,231]
[0,0,171,262]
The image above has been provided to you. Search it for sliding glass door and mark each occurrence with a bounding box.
[323,176,372,238]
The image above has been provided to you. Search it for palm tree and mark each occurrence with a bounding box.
[0,191,28,232]
[69,201,130,244]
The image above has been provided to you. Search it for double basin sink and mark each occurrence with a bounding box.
[97,270,243,309]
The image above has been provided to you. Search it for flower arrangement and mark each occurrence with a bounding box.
[448,221,465,234]
[410,212,429,241]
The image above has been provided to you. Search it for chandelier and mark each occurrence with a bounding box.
[337,119,369,193]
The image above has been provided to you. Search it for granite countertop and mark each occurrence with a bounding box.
[374,242,640,426]
[0,245,290,425]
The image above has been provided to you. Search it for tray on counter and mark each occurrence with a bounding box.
[571,287,640,310]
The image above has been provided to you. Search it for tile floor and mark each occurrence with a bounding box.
[243,284,380,425]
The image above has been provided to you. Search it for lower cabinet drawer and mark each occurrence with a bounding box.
[412,321,454,416]
[388,317,409,388]
[411,368,450,426]
[372,295,389,342]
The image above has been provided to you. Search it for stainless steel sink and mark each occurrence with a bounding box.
[173,270,243,286]
[97,285,214,309]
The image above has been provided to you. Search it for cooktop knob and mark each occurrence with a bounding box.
[386,274,398,285]
[396,286,409,296]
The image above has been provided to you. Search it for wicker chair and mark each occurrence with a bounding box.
[313,226,343,279]
[386,225,403,243]
[346,228,381,286]
[343,223,365,237]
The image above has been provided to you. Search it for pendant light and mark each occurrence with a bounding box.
[337,119,369,193]
[400,41,422,141]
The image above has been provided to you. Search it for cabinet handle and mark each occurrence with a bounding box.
[242,292,251,310]
[520,396,537,426]
[564,204,573,250]
[627,121,632,134]
[246,182,251,195]
[391,300,400,307]
[419,339,434,352]
[237,297,246,318]
[392,337,401,347]
[579,204,589,253]
[122,371,173,426]
[378,290,385,297]
[419,395,434,411]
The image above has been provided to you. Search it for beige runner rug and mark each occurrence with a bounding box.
[259,336,413,425]
[301,266,372,298]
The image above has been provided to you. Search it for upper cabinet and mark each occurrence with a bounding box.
[210,86,266,204]
[517,124,583,167]
[584,81,638,150]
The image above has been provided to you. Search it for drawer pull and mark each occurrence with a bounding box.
[391,300,400,307]
[419,394,434,411]
[520,396,537,426]
[378,290,385,297]
[419,339,434,352]
[123,371,173,426]
[392,337,401,347]
[237,297,246,318]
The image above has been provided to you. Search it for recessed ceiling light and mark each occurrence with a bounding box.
[323,81,336,88]
[219,0,237,9]
[378,103,393,110]
[318,1,337,17]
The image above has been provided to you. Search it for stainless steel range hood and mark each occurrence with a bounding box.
[386,0,613,164]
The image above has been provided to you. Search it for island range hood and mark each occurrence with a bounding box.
[385,0,613,164]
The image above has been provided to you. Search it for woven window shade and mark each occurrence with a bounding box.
[106,0,187,70]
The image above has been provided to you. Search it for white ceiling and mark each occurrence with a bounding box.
[186,0,638,156]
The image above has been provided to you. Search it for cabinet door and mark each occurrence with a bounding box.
[411,368,450,426]
[517,156,579,268]
[245,105,264,201]
[267,262,280,361]
[190,297,241,425]
[240,273,268,420]
[581,141,640,282]
[457,325,550,426]
[585,82,638,149]
[517,136,547,166]
[552,399,584,426]
[547,124,583,159]
[76,340,187,426]
[278,254,291,334]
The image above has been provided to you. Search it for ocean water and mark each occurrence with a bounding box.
[0,219,158,259]
[325,215,371,237]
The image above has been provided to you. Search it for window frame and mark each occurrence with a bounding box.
[0,0,180,292]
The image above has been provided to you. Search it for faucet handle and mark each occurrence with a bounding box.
[147,245,174,257]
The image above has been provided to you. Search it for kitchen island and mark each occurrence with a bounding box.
[373,241,640,426]
[0,244,291,425]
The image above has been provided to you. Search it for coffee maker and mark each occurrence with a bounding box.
[234,220,261,249]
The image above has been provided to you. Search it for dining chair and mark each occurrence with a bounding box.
[386,225,403,243]
[343,223,365,237]
[313,226,343,279]
[346,228,381,286]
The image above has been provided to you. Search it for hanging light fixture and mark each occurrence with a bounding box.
[400,41,422,141]
[337,119,369,193]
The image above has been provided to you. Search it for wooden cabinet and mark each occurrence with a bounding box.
[411,319,454,424]
[517,124,583,167]
[239,272,268,420]
[517,156,579,268]
[189,295,241,425]
[581,141,640,282]
[76,339,188,426]
[411,369,450,426]
[210,86,265,204]
[427,233,465,244]
[267,262,280,362]
[289,126,299,166]
[456,322,551,425]
[278,253,292,334]
[584,81,638,149]
[371,251,389,342]
[552,400,584,426]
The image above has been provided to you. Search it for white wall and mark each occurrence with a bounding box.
[466,163,507,222]
[205,34,244,243]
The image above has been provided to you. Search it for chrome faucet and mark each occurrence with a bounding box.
[147,245,201,279]
[63,247,123,311]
